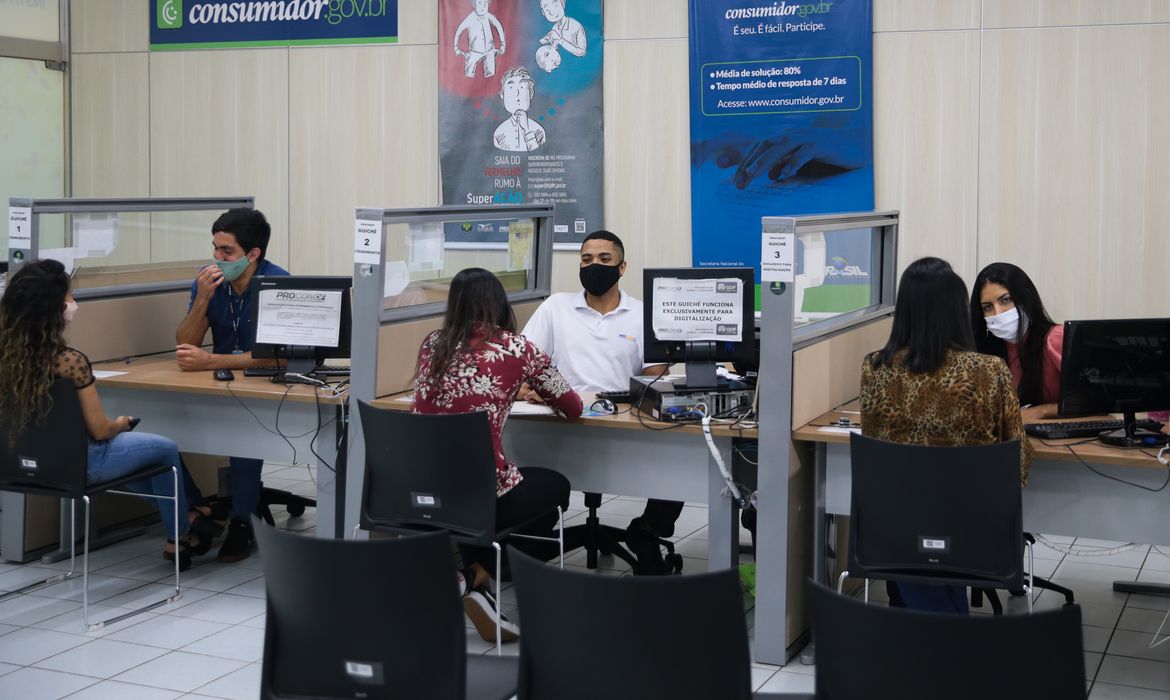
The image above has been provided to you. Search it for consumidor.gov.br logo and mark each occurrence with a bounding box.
[157,0,184,29]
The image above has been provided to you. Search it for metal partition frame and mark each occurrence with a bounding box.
[753,210,897,665]
[346,204,556,537]
[7,196,254,298]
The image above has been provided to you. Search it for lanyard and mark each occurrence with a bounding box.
[226,286,246,353]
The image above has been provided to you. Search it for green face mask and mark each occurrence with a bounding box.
[214,255,252,282]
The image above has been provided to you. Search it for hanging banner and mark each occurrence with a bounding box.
[438,0,603,245]
[688,0,873,280]
[150,0,398,50]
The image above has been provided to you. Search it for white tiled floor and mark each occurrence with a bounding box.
[2,463,1170,698]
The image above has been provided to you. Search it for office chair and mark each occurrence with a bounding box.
[808,580,1085,699]
[840,433,1074,612]
[508,547,806,700]
[0,378,181,631]
[253,523,517,700]
[355,402,565,652]
[561,492,683,575]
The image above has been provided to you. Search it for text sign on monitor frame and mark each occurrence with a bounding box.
[255,289,343,347]
[650,277,744,342]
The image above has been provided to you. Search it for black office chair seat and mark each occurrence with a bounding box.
[0,379,182,631]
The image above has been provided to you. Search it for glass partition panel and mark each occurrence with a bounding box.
[793,226,880,327]
[382,216,541,312]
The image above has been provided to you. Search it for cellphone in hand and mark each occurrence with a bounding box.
[127,417,141,431]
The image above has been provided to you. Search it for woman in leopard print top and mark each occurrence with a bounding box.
[859,257,1031,614]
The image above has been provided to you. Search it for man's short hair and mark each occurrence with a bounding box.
[500,66,535,99]
[212,208,271,262]
[582,229,624,262]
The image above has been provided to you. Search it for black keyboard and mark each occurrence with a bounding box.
[596,390,632,404]
[244,365,350,378]
[1024,419,1164,440]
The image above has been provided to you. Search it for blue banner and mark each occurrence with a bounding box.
[688,0,873,279]
[150,0,397,49]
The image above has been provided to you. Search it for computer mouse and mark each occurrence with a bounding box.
[213,369,235,382]
[591,398,616,414]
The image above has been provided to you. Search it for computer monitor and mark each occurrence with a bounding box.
[1058,318,1170,446]
[643,267,756,389]
[247,275,352,376]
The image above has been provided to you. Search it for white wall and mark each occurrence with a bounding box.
[70,0,1170,319]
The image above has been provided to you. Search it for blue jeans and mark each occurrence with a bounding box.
[228,457,263,521]
[87,432,188,540]
[891,582,970,614]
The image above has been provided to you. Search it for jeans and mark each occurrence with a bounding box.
[228,456,263,521]
[87,432,188,540]
[890,581,970,614]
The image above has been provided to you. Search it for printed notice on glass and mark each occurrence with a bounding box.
[761,232,794,282]
[9,207,31,250]
[354,219,382,264]
[255,289,344,347]
[651,277,743,342]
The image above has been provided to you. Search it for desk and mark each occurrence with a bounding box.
[369,393,759,575]
[93,355,346,538]
[794,403,1170,590]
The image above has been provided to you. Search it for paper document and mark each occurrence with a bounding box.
[408,222,445,273]
[92,370,128,379]
[818,426,861,435]
[255,289,344,347]
[510,401,555,416]
[650,277,744,342]
[74,213,118,258]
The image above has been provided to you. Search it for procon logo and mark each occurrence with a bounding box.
[157,0,183,29]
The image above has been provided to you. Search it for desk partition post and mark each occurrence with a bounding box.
[346,209,389,540]
[754,217,798,666]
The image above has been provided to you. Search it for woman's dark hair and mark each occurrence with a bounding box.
[969,262,1057,405]
[423,268,517,382]
[870,257,975,373]
[0,259,71,445]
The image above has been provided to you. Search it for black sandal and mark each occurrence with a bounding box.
[163,539,193,572]
[188,514,223,553]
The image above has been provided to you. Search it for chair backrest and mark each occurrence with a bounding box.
[848,433,1024,588]
[357,401,499,536]
[509,547,753,700]
[0,378,88,498]
[808,580,1085,699]
[253,522,467,700]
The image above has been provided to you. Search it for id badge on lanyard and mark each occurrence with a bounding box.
[228,289,245,354]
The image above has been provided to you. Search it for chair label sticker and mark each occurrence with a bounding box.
[918,536,949,553]
[18,457,37,473]
[344,660,384,685]
[412,492,441,508]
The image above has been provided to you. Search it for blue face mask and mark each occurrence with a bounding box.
[214,255,252,282]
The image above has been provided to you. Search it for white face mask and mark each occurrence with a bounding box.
[984,306,1028,342]
[64,300,78,324]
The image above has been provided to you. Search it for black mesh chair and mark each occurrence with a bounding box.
[355,402,565,651]
[840,433,1074,612]
[253,523,517,700]
[809,580,1085,698]
[509,547,803,700]
[0,378,181,631]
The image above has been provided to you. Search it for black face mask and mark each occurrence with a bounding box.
[579,263,621,297]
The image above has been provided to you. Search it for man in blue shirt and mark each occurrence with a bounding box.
[176,208,288,562]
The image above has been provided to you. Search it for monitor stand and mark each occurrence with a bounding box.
[282,346,317,376]
[1099,408,1163,447]
[677,341,719,389]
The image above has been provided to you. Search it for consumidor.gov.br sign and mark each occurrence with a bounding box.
[151,0,398,50]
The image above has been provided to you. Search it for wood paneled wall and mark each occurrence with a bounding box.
[71,1,1170,319]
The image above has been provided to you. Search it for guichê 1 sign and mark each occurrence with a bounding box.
[150,0,398,50]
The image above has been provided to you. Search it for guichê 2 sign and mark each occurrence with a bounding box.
[150,0,398,50]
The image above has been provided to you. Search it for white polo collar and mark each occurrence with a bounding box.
[574,288,631,316]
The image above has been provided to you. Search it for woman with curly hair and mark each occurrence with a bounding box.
[0,259,216,570]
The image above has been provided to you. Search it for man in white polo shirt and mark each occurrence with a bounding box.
[521,230,681,574]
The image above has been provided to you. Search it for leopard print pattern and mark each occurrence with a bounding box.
[860,349,1032,484]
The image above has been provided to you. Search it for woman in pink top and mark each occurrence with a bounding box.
[971,263,1063,422]
[412,267,582,642]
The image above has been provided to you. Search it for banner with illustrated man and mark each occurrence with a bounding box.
[688,0,874,285]
[439,0,603,245]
